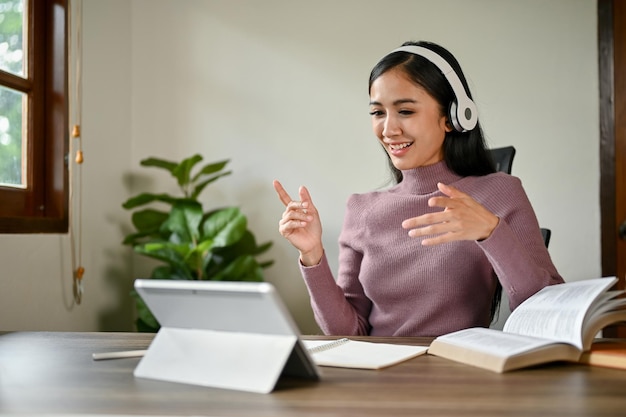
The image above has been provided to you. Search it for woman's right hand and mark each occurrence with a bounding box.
[273,180,324,266]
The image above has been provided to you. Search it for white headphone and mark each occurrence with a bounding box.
[387,45,478,133]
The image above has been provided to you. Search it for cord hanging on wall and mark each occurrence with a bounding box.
[69,0,85,305]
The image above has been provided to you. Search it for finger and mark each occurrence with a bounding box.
[405,217,451,237]
[402,211,447,229]
[299,186,314,212]
[428,196,454,209]
[281,204,312,224]
[437,182,467,199]
[279,216,308,230]
[273,180,293,207]
[420,233,456,246]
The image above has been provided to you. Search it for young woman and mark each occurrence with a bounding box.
[273,40,563,337]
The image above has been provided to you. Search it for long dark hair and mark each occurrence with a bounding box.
[369,40,496,184]
[369,41,501,322]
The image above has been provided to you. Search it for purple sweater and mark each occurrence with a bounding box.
[300,161,564,337]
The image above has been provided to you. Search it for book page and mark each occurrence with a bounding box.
[433,327,557,358]
[585,291,626,318]
[503,278,616,350]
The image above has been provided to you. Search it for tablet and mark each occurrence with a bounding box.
[134,279,319,381]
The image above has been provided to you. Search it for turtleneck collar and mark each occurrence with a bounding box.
[393,161,463,195]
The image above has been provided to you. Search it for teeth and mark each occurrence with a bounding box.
[389,143,411,150]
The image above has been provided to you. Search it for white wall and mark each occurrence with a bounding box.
[0,0,599,334]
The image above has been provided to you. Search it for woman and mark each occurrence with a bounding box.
[273,40,563,337]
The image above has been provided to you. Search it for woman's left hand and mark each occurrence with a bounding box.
[402,182,499,245]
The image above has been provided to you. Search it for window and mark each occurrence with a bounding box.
[0,0,68,233]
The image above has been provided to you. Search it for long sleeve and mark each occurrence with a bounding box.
[472,175,563,310]
[299,162,563,337]
[301,253,371,335]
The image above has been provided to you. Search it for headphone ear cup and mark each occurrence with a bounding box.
[448,101,463,132]
[449,99,478,132]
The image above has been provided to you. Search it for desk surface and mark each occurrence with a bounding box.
[1,331,626,416]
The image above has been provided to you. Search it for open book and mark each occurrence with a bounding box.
[302,338,427,369]
[427,277,626,373]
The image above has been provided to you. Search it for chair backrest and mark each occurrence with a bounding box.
[489,146,516,174]
[541,228,551,248]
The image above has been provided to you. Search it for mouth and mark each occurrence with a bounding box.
[389,142,413,151]
[387,141,414,156]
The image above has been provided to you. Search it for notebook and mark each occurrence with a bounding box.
[304,338,428,369]
[133,279,320,392]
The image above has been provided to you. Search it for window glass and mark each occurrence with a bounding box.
[0,85,24,187]
[0,0,68,232]
[0,0,25,77]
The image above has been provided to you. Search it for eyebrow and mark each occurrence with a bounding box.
[369,99,418,106]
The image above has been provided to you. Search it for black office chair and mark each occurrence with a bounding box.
[489,146,516,175]
[488,146,551,248]
[541,228,552,248]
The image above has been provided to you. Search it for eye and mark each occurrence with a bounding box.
[369,110,384,117]
[399,109,415,116]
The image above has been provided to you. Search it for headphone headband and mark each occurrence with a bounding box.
[387,45,478,132]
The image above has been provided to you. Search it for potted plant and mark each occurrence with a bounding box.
[122,154,273,331]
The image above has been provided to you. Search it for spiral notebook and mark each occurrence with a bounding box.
[303,338,428,370]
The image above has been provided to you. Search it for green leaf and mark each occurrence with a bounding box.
[140,157,178,173]
[204,232,273,276]
[152,265,193,281]
[211,255,264,282]
[130,289,160,332]
[212,230,267,257]
[172,154,203,188]
[233,231,273,255]
[183,248,210,279]
[122,193,178,209]
[122,230,151,245]
[150,265,176,279]
[253,240,273,256]
[195,238,214,253]
[134,242,194,279]
[190,171,232,200]
[131,208,169,233]
[135,317,159,333]
[202,207,247,247]
[190,159,230,183]
[161,201,203,243]
[259,260,275,269]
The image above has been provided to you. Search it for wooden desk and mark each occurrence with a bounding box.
[1,332,625,416]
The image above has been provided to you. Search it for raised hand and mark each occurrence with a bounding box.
[273,180,324,266]
[401,182,499,246]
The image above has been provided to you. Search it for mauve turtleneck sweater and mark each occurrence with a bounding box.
[300,161,563,337]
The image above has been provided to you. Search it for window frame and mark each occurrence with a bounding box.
[0,0,69,233]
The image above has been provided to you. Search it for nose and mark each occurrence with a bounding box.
[382,114,401,138]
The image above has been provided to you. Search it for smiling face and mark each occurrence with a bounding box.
[369,67,452,171]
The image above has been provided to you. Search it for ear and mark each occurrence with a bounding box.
[441,116,454,133]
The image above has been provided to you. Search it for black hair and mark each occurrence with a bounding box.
[369,41,501,322]
[369,40,496,184]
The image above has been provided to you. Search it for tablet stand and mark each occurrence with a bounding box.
[134,327,307,393]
